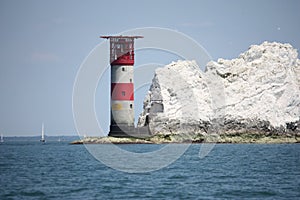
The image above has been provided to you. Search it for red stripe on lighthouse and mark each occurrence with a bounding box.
[111,83,134,100]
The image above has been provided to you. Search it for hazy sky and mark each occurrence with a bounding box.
[0,0,299,136]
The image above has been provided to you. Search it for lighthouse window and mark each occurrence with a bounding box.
[122,91,126,96]
[130,78,132,83]
[130,104,133,109]
[122,67,125,71]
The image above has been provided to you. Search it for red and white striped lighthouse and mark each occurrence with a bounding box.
[101,35,143,137]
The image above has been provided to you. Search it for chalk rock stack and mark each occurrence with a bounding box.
[138,42,300,135]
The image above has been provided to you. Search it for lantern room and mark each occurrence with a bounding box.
[100,36,143,65]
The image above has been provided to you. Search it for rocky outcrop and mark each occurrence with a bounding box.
[70,134,300,144]
[138,42,300,135]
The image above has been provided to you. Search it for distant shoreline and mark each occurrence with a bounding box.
[3,135,78,138]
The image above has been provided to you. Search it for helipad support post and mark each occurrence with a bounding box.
[101,35,143,137]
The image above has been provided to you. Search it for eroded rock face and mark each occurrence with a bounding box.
[138,42,300,135]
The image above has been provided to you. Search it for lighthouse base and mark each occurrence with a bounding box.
[109,124,150,138]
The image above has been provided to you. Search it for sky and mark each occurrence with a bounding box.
[0,0,299,136]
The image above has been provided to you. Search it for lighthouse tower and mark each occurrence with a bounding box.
[101,35,143,137]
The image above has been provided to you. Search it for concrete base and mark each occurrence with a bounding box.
[109,124,150,138]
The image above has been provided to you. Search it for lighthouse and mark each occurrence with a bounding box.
[101,35,143,137]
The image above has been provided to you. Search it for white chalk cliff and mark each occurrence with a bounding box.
[138,42,300,135]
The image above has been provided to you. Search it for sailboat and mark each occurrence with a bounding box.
[0,134,3,143]
[40,123,45,143]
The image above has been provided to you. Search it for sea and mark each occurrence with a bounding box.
[0,136,299,199]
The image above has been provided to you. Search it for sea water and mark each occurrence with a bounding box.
[0,137,299,199]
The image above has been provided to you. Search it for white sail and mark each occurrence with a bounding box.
[41,123,45,143]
